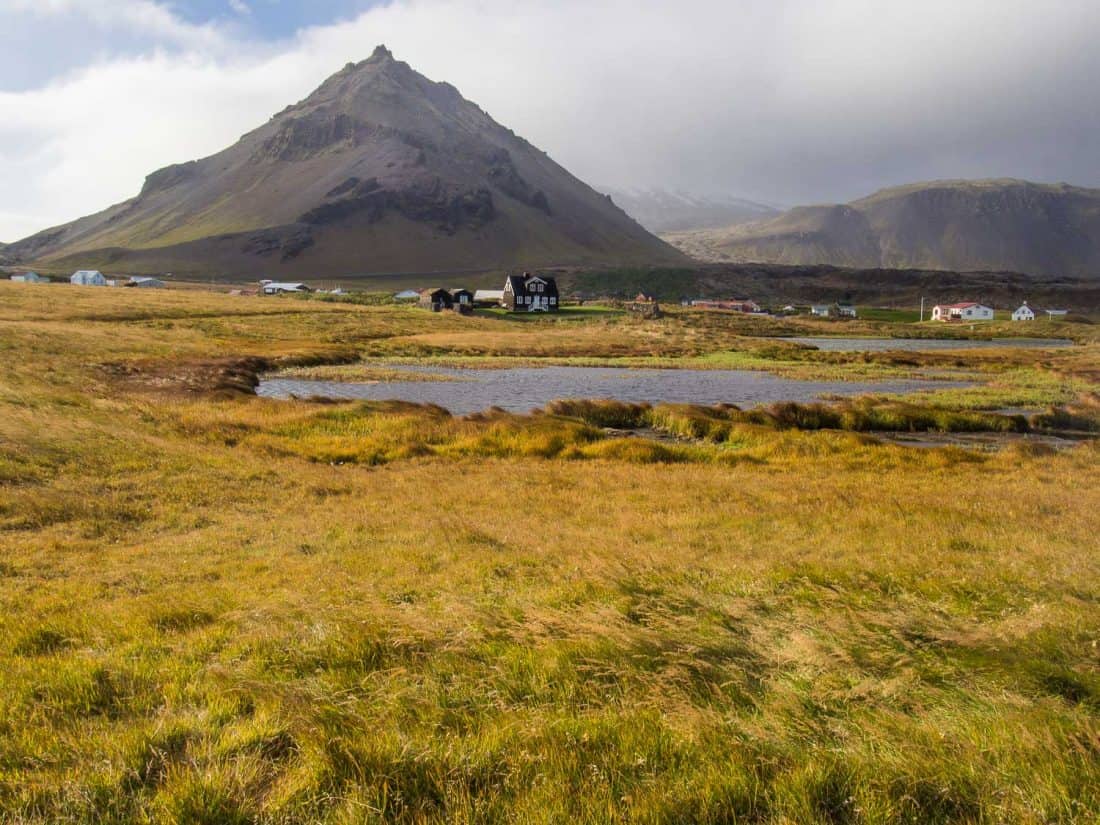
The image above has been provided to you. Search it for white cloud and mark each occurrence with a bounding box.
[0,0,230,51]
[3,0,1100,240]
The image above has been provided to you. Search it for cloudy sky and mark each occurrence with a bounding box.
[2,0,1099,240]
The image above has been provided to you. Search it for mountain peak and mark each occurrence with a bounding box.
[7,50,680,277]
[369,44,394,62]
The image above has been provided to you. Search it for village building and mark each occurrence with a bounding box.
[393,289,421,301]
[1012,302,1068,321]
[810,303,857,318]
[931,302,994,322]
[1012,302,1037,321]
[473,289,505,307]
[450,289,474,308]
[10,272,48,283]
[261,282,311,295]
[503,273,558,312]
[419,288,454,311]
[70,270,109,286]
[127,277,165,289]
[690,299,761,313]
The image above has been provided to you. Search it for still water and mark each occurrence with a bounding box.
[258,365,966,415]
[785,337,1074,352]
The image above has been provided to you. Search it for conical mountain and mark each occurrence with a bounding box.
[11,46,682,277]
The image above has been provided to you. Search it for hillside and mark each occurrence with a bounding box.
[8,46,683,278]
[602,188,778,233]
[665,179,1100,278]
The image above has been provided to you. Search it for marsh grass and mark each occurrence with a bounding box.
[0,283,1097,823]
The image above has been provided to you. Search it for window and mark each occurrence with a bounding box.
[549,297,557,305]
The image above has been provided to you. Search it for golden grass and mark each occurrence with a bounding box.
[0,282,1097,823]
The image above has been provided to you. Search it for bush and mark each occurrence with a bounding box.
[544,399,650,429]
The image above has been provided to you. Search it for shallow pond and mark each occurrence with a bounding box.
[258,365,966,415]
[785,337,1074,352]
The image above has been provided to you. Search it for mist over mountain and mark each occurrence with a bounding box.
[665,180,1100,278]
[8,46,682,278]
[601,188,779,234]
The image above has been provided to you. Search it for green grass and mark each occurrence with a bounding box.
[857,307,923,322]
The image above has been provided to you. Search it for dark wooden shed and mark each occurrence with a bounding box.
[419,288,454,312]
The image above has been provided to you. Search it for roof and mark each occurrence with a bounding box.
[937,302,983,310]
[72,270,103,277]
[474,289,504,299]
[264,282,307,290]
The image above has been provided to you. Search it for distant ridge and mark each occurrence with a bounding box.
[664,179,1100,278]
[601,187,779,233]
[9,45,683,278]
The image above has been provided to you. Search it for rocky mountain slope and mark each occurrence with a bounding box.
[666,180,1100,278]
[9,46,682,278]
[601,188,778,233]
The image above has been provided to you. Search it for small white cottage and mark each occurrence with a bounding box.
[262,282,311,295]
[931,302,994,322]
[1012,302,1037,321]
[70,270,108,286]
[10,272,48,283]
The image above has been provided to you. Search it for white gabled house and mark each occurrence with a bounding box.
[70,270,109,286]
[1012,302,1037,321]
[1013,301,1068,321]
[931,302,994,322]
[10,271,48,283]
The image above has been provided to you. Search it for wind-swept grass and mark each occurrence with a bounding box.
[0,282,1097,823]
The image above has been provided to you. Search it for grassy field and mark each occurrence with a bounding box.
[1,283,1098,824]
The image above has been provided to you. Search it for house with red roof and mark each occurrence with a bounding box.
[931,302,994,322]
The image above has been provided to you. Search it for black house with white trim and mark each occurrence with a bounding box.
[503,273,559,312]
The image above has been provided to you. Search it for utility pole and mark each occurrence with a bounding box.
[919,296,925,322]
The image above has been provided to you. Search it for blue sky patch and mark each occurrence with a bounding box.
[170,0,380,39]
